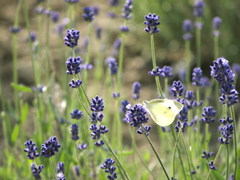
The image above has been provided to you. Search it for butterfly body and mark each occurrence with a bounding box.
[143,99,184,127]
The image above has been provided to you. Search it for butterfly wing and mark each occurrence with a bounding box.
[143,99,183,127]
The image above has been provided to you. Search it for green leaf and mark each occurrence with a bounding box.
[20,103,29,123]
[211,170,224,180]
[11,83,32,92]
[11,124,19,145]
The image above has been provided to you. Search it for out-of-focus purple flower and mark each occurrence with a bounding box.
[195,22,203,29]
[31,85,47,93]
[109,0,119,6]
[64,29,80,48]
[96,27,102,40]
[66,56,83,74]
[80,63,93,70]
[9,26,21,34]
[112,92,120,98]
[193,0,205,17]
[125,103,149,127]
[74,166,80,176]
[122,0,133,19]
[82,7,94,22]
[232,63,240,76]
[108,12,117,18]
[171,81,185,97]
[68,79,82,88]
[182,19,192,40]
[120,100,130,114]
[148,66,173,78]
[71,124,80,141]
[92,6,99,15]
[70,109,83,119]
[35,7,45,14]
[202,76,211,87]
[24,140,39,160]
[27,32,37,42]
[106,57,118,75]
[111,38,122,56]
[51,11,59,23]
[119,25,129,32]
[212,16,222,37]
[132,82,141,100]
[65,0,79,3]
[78,143,88,150]
[144,13,160,34]
[192,67,203,86]
[40,136,61,158]
[31,164,44,180]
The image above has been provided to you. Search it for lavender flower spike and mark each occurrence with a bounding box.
[64,29,80,48]
[144,13,160,34]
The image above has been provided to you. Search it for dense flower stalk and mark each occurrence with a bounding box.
[132,82,141,100]
[144,13,160,34]
[71,124,80,141]
[121,0,133,19]
[31,164,44,180]
[70,109,83,119]
[24,140,39,160]
[64,29,80,48]
[182,19,192,40]
[101,158,117,179]
[40,136,61,158]
[82,7,94,22]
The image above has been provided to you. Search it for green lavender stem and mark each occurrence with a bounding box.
[196,18,202,68]
[117,32,125,94]
[230,106,238,178]
[185,39,191,89]
[143,124,170,180]
[150,34,163,98]
[45,0,51,85]
[206,145,222,180]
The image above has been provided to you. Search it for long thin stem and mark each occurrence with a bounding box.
[185,39,191,89]
[196,18,202,68]
[150,34,163,98]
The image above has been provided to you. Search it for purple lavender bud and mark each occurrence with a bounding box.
[201,107,216,123]
[192,67,203,86]
[91,112,104,123]
[90,124,108,140]
[183,19,192,32]
[74,166,80,176]
[70,109,83,119]
[125,103,149,127]
[27,32,37,42]
[82,7,94,22]
[40,136,61,158]
[177,106,188,122]
[96,27,102,40]
[112,92,120,98]
[132,82,141,100]
[144,13,160,34]
[64,29,80,48]
[136,125,152,136]
[202,76,211,87]
[183,33,192,40]
[175,120,188,132]
[212,16,222,30]
[201,150,214,160]
[24,140,39,159]
[78,143,88,150]
[66,56,83,74]
[120,100,130,114]
[121,0,133,19]
[57,162,65,174]
[109,0,119,6]
[51,11,59,23]
[106,57,118,75]
[101,158,117,179]
[95,140,105,146]
[208,160,217,170]
[9,26,21,34]
[65,0,79,3]
[119,25,129,32]
[193,0,205,17]
[185,91,194,100]
[31,164,44,180]
[71,124,80,141]
[90,95,104,112]
[148,66,162,76]
[80,63,93,70]
[68,79,82,88]
[160,66,173,77]
[171,80,185,97]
